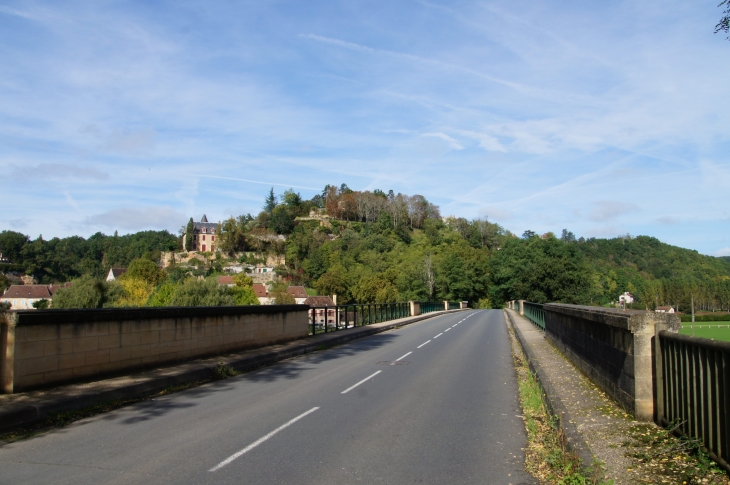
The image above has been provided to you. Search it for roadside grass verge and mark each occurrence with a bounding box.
[508,324,610,485]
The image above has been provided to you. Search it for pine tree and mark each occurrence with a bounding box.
[264,187,277,214]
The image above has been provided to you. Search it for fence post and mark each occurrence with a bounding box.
[518,300,525,316]
[654,325,664,423]
[1,313,15,394]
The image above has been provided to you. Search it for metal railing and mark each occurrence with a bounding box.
[523,302,545,330]
[657,331,730,471]
[421,301,444,314]
[448,301,460,310]
[307,302,410,336]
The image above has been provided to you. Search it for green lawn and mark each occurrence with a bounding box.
[679,323,730,342]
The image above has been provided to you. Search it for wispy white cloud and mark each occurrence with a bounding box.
[83,206,187,232]
[420,132,464,150]
[586,201,639,223]
[716,248,730,257]
[6,163,109,182]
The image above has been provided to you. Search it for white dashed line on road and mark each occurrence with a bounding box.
[417,340,431,348]
[396,352,412,361]
[434,333,443,338]
[209,407,320,472]
[341,371,382,394]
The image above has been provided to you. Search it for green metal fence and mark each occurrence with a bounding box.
[657,331,730,471]
[308,302,410,336]
[421,301,444,314]
[448,301,460,310]
[523,302,545,330]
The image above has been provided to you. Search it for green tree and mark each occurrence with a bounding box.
[218,217,246,254]
[146,283,177,307]
[264,187,277,214]
[489,236,592,306]
[314,264,350,302]
[52,275,109,308]
[168,278,235,307]
[717,0,730,39]
[185,218,195,251]
[32,299,49,309]
[270,205,295,235]
[124,258,166,286]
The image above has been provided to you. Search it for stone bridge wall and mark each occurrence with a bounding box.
[0,305,308,393]
[543,304,680,420]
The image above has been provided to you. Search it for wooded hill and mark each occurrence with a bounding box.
[1,184,729,310]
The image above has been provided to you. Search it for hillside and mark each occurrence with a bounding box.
[1,184,729,311]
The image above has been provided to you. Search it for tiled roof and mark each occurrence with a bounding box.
[2,285,53,299]
[253,283,268,298]
[304,296,335,307]
[49,282,72,295]
[287,286,308,298]
[110,268,127,278]
[218,276,235,285]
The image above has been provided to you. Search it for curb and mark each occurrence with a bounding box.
[503,309,597,472]
[0,309,466,434]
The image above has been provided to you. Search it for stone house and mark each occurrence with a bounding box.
[253,283,272,305]
[1,283,71,310]
[656,306,675,313]
[287,286,309,304]
[183,215,218,253]
[304,296,339,325]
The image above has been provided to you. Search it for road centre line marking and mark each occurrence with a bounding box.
[209,407,319,472]
[417,340,431,348]
[341,371,382,394]
[434,333,443,338]
[444,328,450,332]
[395,352,412,361]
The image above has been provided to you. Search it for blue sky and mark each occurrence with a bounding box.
[1,1,728,256]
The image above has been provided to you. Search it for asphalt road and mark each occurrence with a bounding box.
[0,309,535,485]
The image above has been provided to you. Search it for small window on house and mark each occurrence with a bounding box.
[212,236,215,241]
[203,235,206,241]
[202,244,206,251]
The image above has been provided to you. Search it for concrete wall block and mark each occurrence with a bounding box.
[26,325,60,341]
[44,338,74,357]
[175,323,191,341]
[84,322,110,337]
[109,346,132,363]
[73,336,99,353]
[139,331,160,345]
[14,326,28,341]
[60,324,85,339]
[159,329,176,343]
[16,339,46,359]
[129,345,152,360]
[120,332,144,347]
[85,349,111,366]
[25,355,59,375]
[59,352,86,370]
[98,334,121,349]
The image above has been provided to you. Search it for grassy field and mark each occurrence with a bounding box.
[679,323,730,342]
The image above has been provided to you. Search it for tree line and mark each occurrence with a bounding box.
[2,184,730,311]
